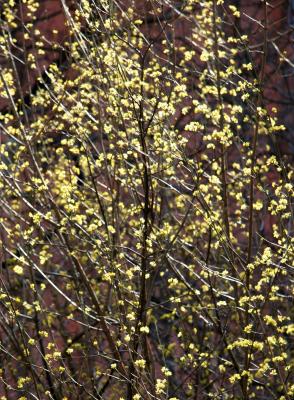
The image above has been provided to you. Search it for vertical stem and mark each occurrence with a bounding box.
[127,54,154,400]
[244,2,268,399]
[212,0,230,243]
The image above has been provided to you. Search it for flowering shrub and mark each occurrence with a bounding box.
[0,1,293,399]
